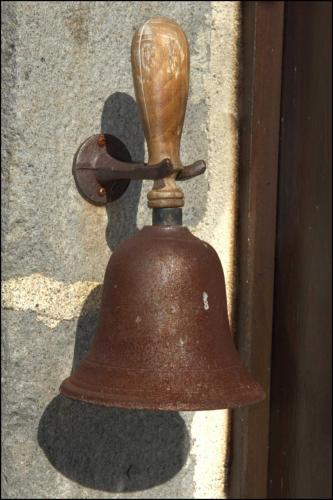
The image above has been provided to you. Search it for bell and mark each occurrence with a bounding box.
[60,222,264,410]
[60,17,265,410]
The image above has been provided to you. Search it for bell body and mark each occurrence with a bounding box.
[60,225,264,410]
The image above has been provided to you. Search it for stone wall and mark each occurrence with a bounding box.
[2,2,240,498]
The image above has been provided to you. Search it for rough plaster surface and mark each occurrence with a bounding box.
[2,1,240,498]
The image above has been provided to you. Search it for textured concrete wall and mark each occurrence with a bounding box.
[2,1,240,498]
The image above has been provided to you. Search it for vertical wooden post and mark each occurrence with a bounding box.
[229,2,284,498]
[268,2,332,498]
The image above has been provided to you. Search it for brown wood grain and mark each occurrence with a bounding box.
[131,17,189,208]
[268,2,332,498]
[228,2,285,498]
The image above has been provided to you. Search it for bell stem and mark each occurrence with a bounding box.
[152,208,183,226]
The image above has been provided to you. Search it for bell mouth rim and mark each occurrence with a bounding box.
[59,369,265,412]
[60,382,265,411]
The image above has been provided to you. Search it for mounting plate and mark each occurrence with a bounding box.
[72,134,131,206]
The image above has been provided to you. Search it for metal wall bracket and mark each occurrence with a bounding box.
[72,133,206,206]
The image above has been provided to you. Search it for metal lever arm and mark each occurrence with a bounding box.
[92,155,206,183]
[92,157,173,183]
[177,161,206,181]
[72,134,206,206]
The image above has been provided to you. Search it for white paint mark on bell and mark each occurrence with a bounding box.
[203,291,209,310]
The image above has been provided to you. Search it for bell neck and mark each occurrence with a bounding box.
[152,208,183,226]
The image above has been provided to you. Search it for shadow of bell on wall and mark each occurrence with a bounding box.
[38,396,189,493]
[38,287,190,492]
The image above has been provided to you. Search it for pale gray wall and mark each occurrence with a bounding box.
[2,2,240,498]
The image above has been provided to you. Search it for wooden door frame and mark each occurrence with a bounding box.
[228,2,285,498]
[229,2,332,498]
[268,2,332,498]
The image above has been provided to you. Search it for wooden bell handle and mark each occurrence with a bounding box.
[131,17,189,208]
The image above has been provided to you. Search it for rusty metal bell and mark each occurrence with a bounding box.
[60,224,264,410]
[60,18,265,410]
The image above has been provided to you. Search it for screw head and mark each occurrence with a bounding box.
[98,187,106,197]
[97,134,106,147]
